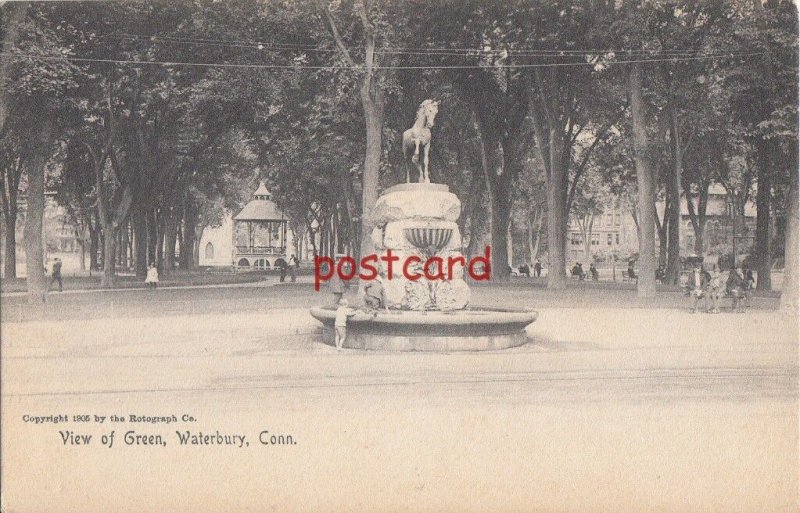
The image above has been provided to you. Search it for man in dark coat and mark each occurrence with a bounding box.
[726,267,747,313]
[49,258,63,292]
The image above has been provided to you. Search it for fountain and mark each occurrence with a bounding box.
[309,100,537,351]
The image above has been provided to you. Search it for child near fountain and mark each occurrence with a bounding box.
[334,299,358,351]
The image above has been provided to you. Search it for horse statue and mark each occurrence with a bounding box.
[402,99,439,183]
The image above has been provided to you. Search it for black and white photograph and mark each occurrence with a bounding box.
[1,0,798,511]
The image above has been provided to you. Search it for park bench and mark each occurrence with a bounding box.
[622,270,638,282]
[570,268,586,280]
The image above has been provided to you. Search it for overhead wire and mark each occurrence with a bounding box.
[90,32,769,57]
[2,50,770,70]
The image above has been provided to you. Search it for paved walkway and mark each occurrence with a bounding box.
[0,276,308,298]
[2,306,796,512]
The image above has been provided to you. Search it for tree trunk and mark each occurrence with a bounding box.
[685,180,709,256]
[133,208,147,278]
[193,224,203,268]
[147,208,158,267]
[89,223,99,272]
[780,163,798,314]
[544,130,568,289]
[529,209,543,264]
[156,210,165,271]
[79,238,86,272]
[656,210,668,267]
[755,141,772,290]
[506,220,513,267]
[358,76,383,292]
[180,200,198,270]
[164,210,178,275]
[477,129,513,282]
[665,98,682,284]
[120,218,129,270]
[23,118,53,303]
[629,63,657,298]
[100,221,116,288]
[3,207,17,278]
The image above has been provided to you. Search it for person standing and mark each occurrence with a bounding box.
[145,264,159,290]
[534,259,542,278]
[288,255,298,282]
[334,298,358,351]
[278,259,288,282]
[49,257,63,292]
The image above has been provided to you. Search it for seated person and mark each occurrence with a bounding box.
[570,263,586,280]
[655,266,666,283]
[708,267,723,314]
[743,267,755,290]
[726,267,747,313]
[684,263,711,313]
[626,262,637,280]
[364,273,388,312]
[518,263,530,277]
[589,263,599,281]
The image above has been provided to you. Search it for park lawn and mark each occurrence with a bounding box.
[0,269,270,293]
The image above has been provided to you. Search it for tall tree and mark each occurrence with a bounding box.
[629,62,658,297]
[322,0,393,275]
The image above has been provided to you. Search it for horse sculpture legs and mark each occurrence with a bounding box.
[403,137,430,184]
[422,141,430,183]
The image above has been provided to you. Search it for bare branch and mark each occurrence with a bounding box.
[320,2,357,67]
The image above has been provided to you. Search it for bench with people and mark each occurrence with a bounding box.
[682,259,752,313]
[570,262,587,280]
[623,260,638,282]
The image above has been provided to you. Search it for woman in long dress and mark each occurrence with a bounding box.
[145,264,159,290]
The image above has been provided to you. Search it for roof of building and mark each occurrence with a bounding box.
[233,184,285,221]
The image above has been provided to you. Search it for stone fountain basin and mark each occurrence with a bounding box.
[309,307,537,351]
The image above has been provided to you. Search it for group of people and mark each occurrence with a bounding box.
[684,263,755,313]
[516,260,543,278]
[570,262,599,281]
[330,260,387,351]
[278,255,300,282]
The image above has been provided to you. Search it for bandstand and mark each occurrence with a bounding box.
[232,184,288,270]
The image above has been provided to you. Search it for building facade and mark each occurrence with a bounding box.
[566,184,757,264]
[198,184,297,270]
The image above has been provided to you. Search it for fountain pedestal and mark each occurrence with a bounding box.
[310,182,537,351]
[371,183,470,310]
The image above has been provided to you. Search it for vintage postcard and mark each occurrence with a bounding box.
[1,1,798,512]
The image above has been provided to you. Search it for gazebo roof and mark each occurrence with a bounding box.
[234,184,285,221]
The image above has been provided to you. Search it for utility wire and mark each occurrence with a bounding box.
[3,50,769,70]
[92,32,770,57]
[89,35,764,59]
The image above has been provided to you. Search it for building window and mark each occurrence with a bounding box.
[616,233,620,245]
[237,258,250,267]
[205,242,214,260]
[591,233,599,246]
[607,233,613,245]
[614,214,621,226]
